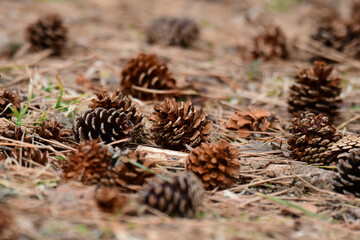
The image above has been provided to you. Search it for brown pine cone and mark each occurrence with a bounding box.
[95,186,128,213]
[312,18,348,51]
[89,89,145,143]
[115,151,154,185]
[120,53,177,100]
[252,24,289,61]
[146,17,200,47]
[332,149,360,197]
[74,107,133,149]
[186,140,240,189]
[139,172,204,218]
[25,14,68,55]
[10,147,48,167]
[288,61,342,118]
[149,98,212,150]
[62,140,113,185]
[35,119,70,142]
[327,135,360,161]
[225,109,278,138]
[0,88,22,118]
[0,124,32,143]
[288,111,342,165]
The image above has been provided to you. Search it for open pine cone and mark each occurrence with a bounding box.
[120,53,177,100]
[186,140,240,189]
[252,24,289,61]
[149,98,212,150]
[74,107,133,149]
[89,90,145,142]
[115,151,154,185]
[327,135,360,162]
[139,172,204,218]
[225,109,278,138]
[332,149,360,197]
[35,119,70,142]
[288,61,342,118]
[10,147,48,167]
[0,88,22,118]
[146,17,200,47]
[288,111,342,165]
[62,140,113,185]
[25,14,68,55]
[0,124,32,143]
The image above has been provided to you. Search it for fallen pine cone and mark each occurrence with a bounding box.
[225,109,278,138]
[25,14,68,55]
[332,149,360,197]
[73,107,133,149]
[186,140,240,189]
[252,24,289,61]
[35,119,70,142]
[0,88,22,118]
[146,17,200,47]
[95,186,128,213]
[89,89,146,143]
[10,147,48,167]
[288,111,342,165]
[139,172,204,218]
[288,61,342,118]
[149,98,212,150]
[120,53,177,100]
[327,135,360,162]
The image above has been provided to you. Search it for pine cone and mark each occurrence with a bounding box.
[10,147,48,167]
[288,61,342,118]
[332,149,360,197]
[149,98,212,150]
[146,17,200,47]
[288,111,342,165]
[74,107,133,149]
[312,19,348,51]
[139,172,204,218]
[0,88,22,118]
[95,187,128,213]
[115,151,154,185]
[35,119,70,142]
[186,140,240,189]
[89,90,145,142]
[62,140,113,185]
[25,14,68,55]
[225,109,278,138]
[252,24,289,61]
[120,53,177,100]
[0,124,32,143]
[327,135,360,161]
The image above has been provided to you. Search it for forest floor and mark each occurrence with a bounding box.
[0,0,360,239]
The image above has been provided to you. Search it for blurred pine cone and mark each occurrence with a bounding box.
[89,90,145,143]
[115,151,154,185]
[327,135,360,161]
[74,107,133,149]
[10,147,48,167]
[139,172,204,218]
[0,88,22,118]
[0,124,31,143]
[252,24,289,61]
[25,14,68,55]
[311,19,348,51]
[95,186,128,213]
[62,140,113,185]
[225,109,278,138]
[120,53,177,100]
[149,98,212,150]
[146,17,200,47]
[35,119,70,142]
[332,149,360,197]
[288,111,342,165]
[186,140,240,189]
[288,61,342,118]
